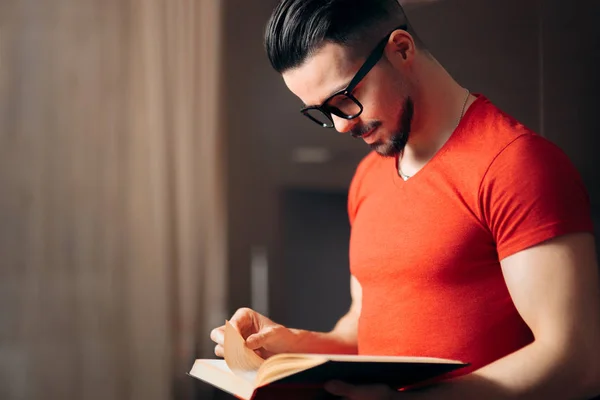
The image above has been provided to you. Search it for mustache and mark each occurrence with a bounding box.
[350,122,381,138]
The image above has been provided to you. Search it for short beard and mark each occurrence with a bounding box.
[370,97,413,157]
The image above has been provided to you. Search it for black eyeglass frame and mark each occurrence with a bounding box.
[300,25,408,128]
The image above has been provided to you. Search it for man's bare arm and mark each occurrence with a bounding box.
[407,232,600,399]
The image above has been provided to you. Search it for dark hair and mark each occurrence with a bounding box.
[264,0,419,73]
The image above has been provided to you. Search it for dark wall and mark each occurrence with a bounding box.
[409,0,541,131]
[541,0,600,205]
[277,189,352,331]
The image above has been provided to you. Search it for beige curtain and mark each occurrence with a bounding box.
[0,1,226,400]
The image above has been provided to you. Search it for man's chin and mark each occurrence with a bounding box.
[370,141,403,158]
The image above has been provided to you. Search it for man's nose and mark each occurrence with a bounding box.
[331,115,358,134]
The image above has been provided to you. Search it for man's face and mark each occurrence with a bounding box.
[283,41,414,157]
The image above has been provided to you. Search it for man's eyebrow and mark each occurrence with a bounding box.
[304,81,350,107]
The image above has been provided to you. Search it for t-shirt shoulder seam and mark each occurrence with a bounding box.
[476,132,534,219]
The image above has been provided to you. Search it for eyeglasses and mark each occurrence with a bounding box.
[300,25,407,129]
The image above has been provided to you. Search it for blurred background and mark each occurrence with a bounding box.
[0,0,598,399]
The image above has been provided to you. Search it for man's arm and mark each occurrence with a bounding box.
[326,233,600,399]
[212,276,361,357]
[290,274,362,354]
[412,232,600,399]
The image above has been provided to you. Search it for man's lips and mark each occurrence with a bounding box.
[360,127,379,143]
[352,125,377,139]
[362,128,375,138]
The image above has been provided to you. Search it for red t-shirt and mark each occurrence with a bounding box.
[348,95,594,372]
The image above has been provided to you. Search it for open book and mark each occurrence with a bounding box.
[189,321,468,400]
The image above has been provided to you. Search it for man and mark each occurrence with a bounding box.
[211,0,600,398]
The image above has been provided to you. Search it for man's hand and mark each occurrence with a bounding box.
[325,381,400,400]
[210,307,299,359]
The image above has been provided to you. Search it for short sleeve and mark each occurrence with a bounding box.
[479,134,594,260]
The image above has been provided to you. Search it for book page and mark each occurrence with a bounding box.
[188,359,255,399]
[256,353,466,386]
[320,354,465,364]
[258,355,327,386]
[201,359,234,374]
[224,320,265,383]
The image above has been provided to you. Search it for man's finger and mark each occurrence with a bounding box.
[229,308,255,338]
[324,381,395,400]
[214,344,224,358]
[324,380,355,397]
[210,327,224,344]
[245,327,272,349]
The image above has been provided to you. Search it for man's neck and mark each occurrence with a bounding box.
[399,57,473,175]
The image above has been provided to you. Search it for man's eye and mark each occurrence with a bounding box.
[330,96,353,107]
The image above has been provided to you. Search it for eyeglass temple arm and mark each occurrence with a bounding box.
[346,25,407,92]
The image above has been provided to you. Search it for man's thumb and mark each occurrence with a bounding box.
[246,329,270,349]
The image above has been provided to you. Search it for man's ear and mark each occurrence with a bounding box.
[388,30,415,63]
